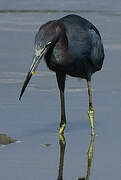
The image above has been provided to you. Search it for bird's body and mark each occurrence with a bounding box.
[19,14,104,135]
[35,14,104,79]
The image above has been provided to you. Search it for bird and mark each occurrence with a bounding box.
[19,14,104,136]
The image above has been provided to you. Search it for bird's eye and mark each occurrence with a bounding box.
[45,41,51,48]
[47,41,51,45]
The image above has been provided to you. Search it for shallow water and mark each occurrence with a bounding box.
[0,1,121,180]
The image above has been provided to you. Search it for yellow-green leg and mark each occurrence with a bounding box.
[59,122,66,135]
[87,80,95,136]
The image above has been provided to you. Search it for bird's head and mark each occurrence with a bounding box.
[19,40,53,101]
[19,24,62,101]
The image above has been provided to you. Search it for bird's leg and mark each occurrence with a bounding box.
[59,90,66,134]
[56,72,66,134]
[87,80,95,136]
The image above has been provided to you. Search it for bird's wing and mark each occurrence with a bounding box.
[88,28,104,70]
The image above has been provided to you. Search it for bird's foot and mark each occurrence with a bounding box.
[88,107,95,136]
[59,123,66,135]
[59,134,66,145]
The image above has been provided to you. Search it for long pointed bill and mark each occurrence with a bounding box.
[19,47,47,101]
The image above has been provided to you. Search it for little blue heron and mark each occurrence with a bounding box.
[19,14,104,136]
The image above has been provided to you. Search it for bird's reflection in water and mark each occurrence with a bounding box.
[57,134,66,180]
[57,134,95,180]
[78,135,95,180]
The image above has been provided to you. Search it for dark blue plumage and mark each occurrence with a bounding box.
[35,14,104,79]
[19,14,104,135]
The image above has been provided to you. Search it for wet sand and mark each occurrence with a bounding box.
[0,1,121,180]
